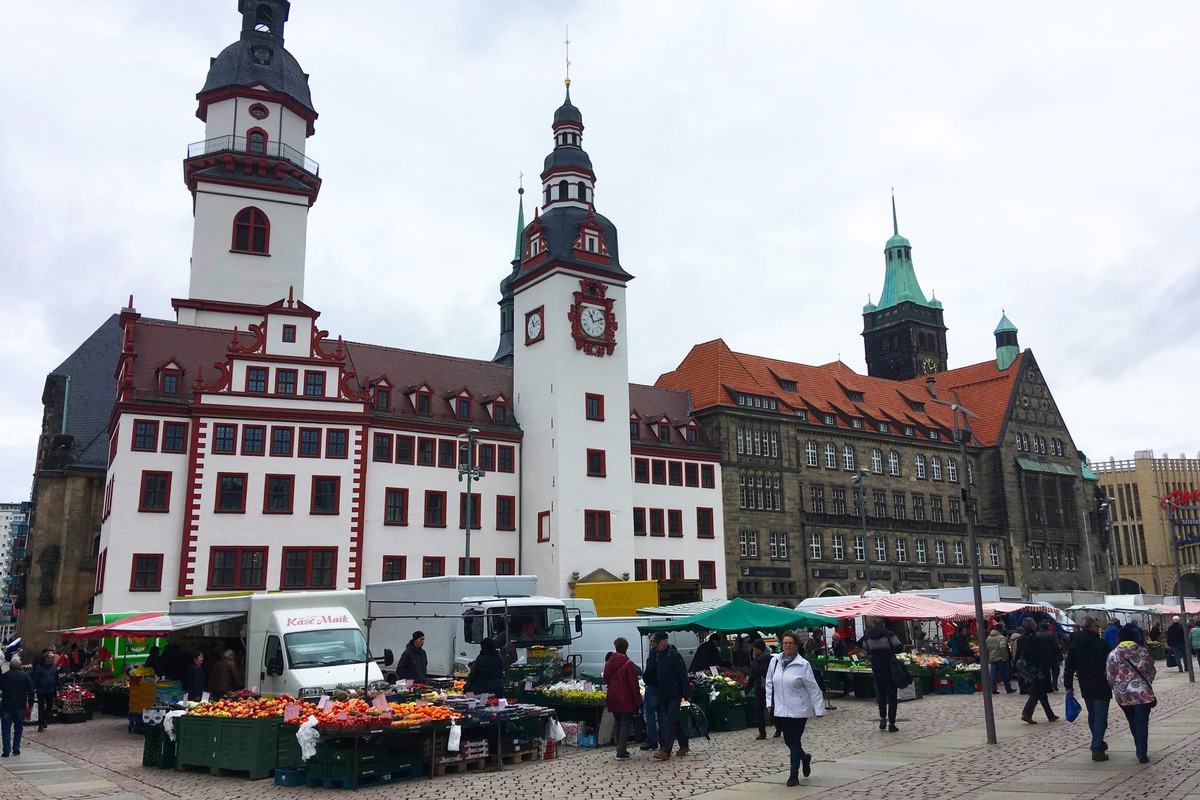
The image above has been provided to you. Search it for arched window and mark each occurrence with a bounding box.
[232,207,270,254]
[558,180,569,200]
[577,181,587,203]
[247,127,268,154]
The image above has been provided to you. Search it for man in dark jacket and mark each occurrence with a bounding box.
[398,631,429,683]
[640,637,661,751]
[1166,616,1186,672]
[464,638,505,696]
[690,633,730,673]
[650,631,691,760]
[185,651,206,701]
[31,650,61,732]
[0,656,35,756]
[743,640,773,739]
[1020,622,1059,723]
[1063,617,1113,760]
[861,618,903,731]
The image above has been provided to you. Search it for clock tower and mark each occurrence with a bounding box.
[862,196,948,380]
[510,81,636,597]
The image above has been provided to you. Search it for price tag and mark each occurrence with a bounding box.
[709,666,719,676]
[336,712,349,721]
[372,694,389,710]
[414,700,428,707]
[283,703,300,722]
[524,681,533,691]
[318,696,332,711]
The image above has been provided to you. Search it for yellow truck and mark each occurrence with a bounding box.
[573,580,665,617]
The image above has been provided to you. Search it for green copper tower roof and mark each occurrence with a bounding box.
[875,194,937,311]
[994,313,1017,335]
[994,311,1020,371]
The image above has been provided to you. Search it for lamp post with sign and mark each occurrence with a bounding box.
[457,428,483,575]
[850,468,872,592]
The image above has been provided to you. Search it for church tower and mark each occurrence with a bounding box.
[862,196,948,380]
[181,0,321,319]
[510,80,636,597]
[492,186,525,365]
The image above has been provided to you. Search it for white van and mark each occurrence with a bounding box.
[561,616,700,679]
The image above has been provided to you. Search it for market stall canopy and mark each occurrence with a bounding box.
[58,612,166,640]
[1147,602,1200,615]
[636,597,837,635]
[1066,603,1154,614]
[107,612,245,636]
[956,601,1058,615]
[812,593,976,621]
[636,598,729,616]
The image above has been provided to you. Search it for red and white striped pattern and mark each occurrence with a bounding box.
[810,594,975,621]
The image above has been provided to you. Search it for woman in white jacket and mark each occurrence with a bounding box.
[766,630,827,786]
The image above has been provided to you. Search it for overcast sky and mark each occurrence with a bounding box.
[2,2,1199,502]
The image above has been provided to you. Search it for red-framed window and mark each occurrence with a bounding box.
[699,560,717,589]
[634,458,650,483]
[458,557,481,576]
[326,429,349,459]
[651,460,667,485]
[275,368,297,395]
[213,423,237,454]
[281,547,336,589]
[633,508,646,536]
[162,421,188,454]
[586,449,607,478]
[649,509,665,537]
[299,428,322,458]
[498,446,515,473]
[538,510,550,543]
[282,324,296,343]
[138,471,171,513]
[459,492,481,529]
[697,508,715,539]
[208,547,267,590]
[417,438,435,466]
[496,496,516,531]
[242,425,266,456]
[424,491,447,527]
[701,464,716,488]
[264,474,294,514]
[668,461,683,486]
[395,435,415,464]
[159,368,181,396]
[246,367,268,394]
[215,473,248,513]
[686,426,699,444]
[311,476,340,514]
[375,387,391,411]
[438,440,456,469]
[685,463,699,487]
[658,423,671,443]
[668,509,683,538]
[382,556,407,582]
[373,432,394,462]
[585,393,605,421]
[232,206,270,254]
[634,559,647,581]
[456,398,471,421]
[630,418,641,438]
[478,444,495,471]
[669,560,684,580]
[271,426,294,456]
[651,559,666,580]
[132,419,159,452]
[493,401,508,425]
[422,557,446,578]
[384,488,409,526]
[415,389,432,415]
[584,510,611,542]
[109,424,120,467]
[130,554,163,592]
[496,558,516,576]
[304,370,326,397]
[95,548,107,595]
[246,126,269,154]
[103,476,114,521]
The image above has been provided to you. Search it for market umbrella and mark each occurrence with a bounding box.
[635,597,837,635]
[57,612,166,641]
[1147,601,1200,615]
[811,593,975,621]
[956,601,1058,615]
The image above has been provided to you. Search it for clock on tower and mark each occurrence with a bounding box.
[567,278,618,357]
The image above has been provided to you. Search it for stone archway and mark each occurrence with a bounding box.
[818,585,844,597]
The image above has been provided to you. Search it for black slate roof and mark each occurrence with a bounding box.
[49,315,122,472]
[535,205,632,281]
[200,34,316,114]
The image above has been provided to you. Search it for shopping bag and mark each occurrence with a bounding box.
[1166,651,1177,668]
[547,717,566,742]
[1064,690,1081,723]
[891,660,913,689]
[27,704,38,724]
[446,722,462,752]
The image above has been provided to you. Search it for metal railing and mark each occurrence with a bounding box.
[187,135,319,175]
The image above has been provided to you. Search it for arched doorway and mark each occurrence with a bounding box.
[1177,573,1200,598]
[1112,578,1145,594]
[818,586,844,597]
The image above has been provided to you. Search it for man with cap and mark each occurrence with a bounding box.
[649,631,692,760]
[1166,616,1186,672]
[398,631,429,684]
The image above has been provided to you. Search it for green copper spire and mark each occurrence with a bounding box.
[995,310,1019,370]
[512,184,525,264]
[875,193,935,310]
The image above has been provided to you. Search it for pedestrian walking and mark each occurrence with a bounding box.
[860,617,903,732]
[765,630,825,786]
[31,650,60,732]
[743,639,772,739]
[650,631,691,761]
[1009,625,1027,694]
[1019,619,1058,723]
[1189,622,1200,667]
[602,637,640,760]
[1063,617,1113,761]
[640,634,661,752]
[1166,616,1186,672]
[1102,619,1120,649]
[1039,621,1064,691]
[987,625,1015,693]
[1106,624,1157,764]
[0,656,34,756]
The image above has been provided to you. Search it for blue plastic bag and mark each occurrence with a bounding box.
[1064,689,1081,723]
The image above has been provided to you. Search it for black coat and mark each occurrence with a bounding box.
[689,640,728,672]
[1063,630,1112,700]
[1167,622,1185,646]
[31,662,60,695]
[465,651,505,696]
[653,646,691,701]
[185,662,206,700]
[0,669,34,714]
[397,642,428,683]
[643,647,659,687]
[744,651,772,697]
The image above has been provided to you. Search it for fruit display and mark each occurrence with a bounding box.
[57,685,95,703]
[188,694,320,719]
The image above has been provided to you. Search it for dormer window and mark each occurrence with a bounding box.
[852,419,864,429]
[929,431,939,441]
[282,324,296,343]
[585,235,597,252]
[878,422,889,434]
[686,426,698,444]
[529,233,543,257]
[160,367,182,396]
[494,401,508,424]
[904,426,915,437]
[823,414,836,426]
[629,418,640,438]
[658,424,670,442]
[375,388,390,411]
[456,398,471,421]
[416,390,432,415]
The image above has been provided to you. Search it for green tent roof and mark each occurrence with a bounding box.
[636,597,837,635]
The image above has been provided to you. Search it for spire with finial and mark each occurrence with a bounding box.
[512,178,526,265]
[891,187,898,236]
[994,309,1019,370]
[875,190,935,309]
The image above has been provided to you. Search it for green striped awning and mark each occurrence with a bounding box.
[1017,458,1078,477]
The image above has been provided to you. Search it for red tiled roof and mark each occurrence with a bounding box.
[655,338,1024,446]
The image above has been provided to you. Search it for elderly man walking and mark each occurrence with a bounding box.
[1064,618,1113,761]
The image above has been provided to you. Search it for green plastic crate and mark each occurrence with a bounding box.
[175,716,282,778]
[706,703,746,732]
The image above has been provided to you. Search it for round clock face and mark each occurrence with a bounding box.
[921,357,938,374]
[580,307,606,338]
[526,312,542,341]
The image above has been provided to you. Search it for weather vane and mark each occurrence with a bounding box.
[564,24,571,86]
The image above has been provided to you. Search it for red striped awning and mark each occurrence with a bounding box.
[810,594,974,621]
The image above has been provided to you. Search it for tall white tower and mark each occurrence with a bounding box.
[511,82,636,597]
[182,0,321,317]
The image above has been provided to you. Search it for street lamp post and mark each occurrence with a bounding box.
[1163,498,1196,684]
[1101,499,1120,593]
[927,381,997,745]
[851,468,872,592]
[457,428,483,575]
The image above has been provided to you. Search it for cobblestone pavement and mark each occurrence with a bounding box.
[1,669,1197,800]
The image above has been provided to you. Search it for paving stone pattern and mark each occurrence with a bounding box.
[0,670,1197,800]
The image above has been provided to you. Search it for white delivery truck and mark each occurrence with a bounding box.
[559,616,701,679]
[108,590,384,698]
[365,576,582,678]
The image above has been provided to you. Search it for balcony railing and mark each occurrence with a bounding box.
[187,135,319,176]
